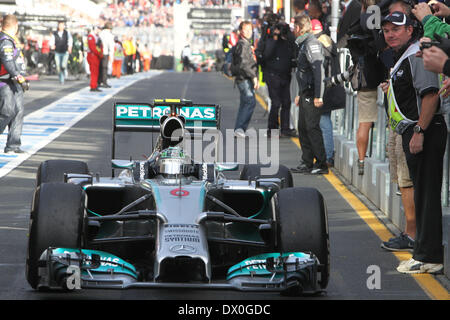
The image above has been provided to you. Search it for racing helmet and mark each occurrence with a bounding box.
[156,146,188,175]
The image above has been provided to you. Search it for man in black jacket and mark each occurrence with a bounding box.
[50,21,72,85]
[257,19,296,137]
[232,20,259,138]
[291,14,328,175]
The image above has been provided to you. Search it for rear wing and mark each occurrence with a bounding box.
[113,99,220,133]
[112,99,221,159]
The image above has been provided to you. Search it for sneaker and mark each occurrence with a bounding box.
[234,128,246,138]
[90,88,102,92]
[357,160,364,175]
[4,147,25,154]
[396,258,443,274]
[290,164,312,174]
[326,158,334,167]
[310,167,329,175]
[381,233,414,252]
[280,129,297,137]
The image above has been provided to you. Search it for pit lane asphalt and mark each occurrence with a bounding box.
[0,71,439,300]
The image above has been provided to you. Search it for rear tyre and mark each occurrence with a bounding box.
[240,164,293,188]
[275,187,330,289]
[36,160,89,186]
[26,182,86,289]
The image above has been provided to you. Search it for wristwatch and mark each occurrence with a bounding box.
[413,124,424,134]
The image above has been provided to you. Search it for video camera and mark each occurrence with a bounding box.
[261,12,290,40]
[256,12,296,69]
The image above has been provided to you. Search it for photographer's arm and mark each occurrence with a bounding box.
[422,46,448,74]
[413,3,450,39]
[431,1,450,18]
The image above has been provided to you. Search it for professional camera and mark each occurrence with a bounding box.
[324,65,355,87]
[420,33,450,55]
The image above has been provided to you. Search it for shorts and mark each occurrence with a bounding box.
[357,90,378,123]
[387,128,413,188]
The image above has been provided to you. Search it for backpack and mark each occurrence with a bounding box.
[317,33,345,111]
[229,44,240,77]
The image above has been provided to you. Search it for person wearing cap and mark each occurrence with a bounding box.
[308,0,331,36]
[381,11,446,274]
[379,0,416,253]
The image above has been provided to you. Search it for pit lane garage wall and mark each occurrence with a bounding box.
[256,47,450,280]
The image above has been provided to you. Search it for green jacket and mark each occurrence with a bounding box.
[422,15,450,39]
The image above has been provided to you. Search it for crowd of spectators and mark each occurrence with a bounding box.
[99,0,242,28]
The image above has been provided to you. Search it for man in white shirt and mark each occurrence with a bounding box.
[98,22,115,88]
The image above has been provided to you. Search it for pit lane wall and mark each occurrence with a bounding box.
[256,48,450,280]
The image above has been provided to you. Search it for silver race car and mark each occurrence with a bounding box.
[25,99,329,295]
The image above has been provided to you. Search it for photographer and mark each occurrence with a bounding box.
[345,0,386,175]
[256,13,296,137]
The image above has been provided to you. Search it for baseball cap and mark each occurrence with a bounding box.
[311,19,323,33]
[381,11,412,26]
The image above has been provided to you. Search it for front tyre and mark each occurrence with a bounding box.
[26,182,86,289]
[275,187,330,289]
[36,159,89,186]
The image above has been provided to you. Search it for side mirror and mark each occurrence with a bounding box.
[111,159,134,169]
[215,162,239,172]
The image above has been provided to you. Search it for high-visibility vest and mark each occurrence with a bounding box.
[0,32,23,79]
[387,41,420,134]
[387,79,416,134]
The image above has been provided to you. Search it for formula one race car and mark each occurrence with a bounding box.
[25,99,330,295]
